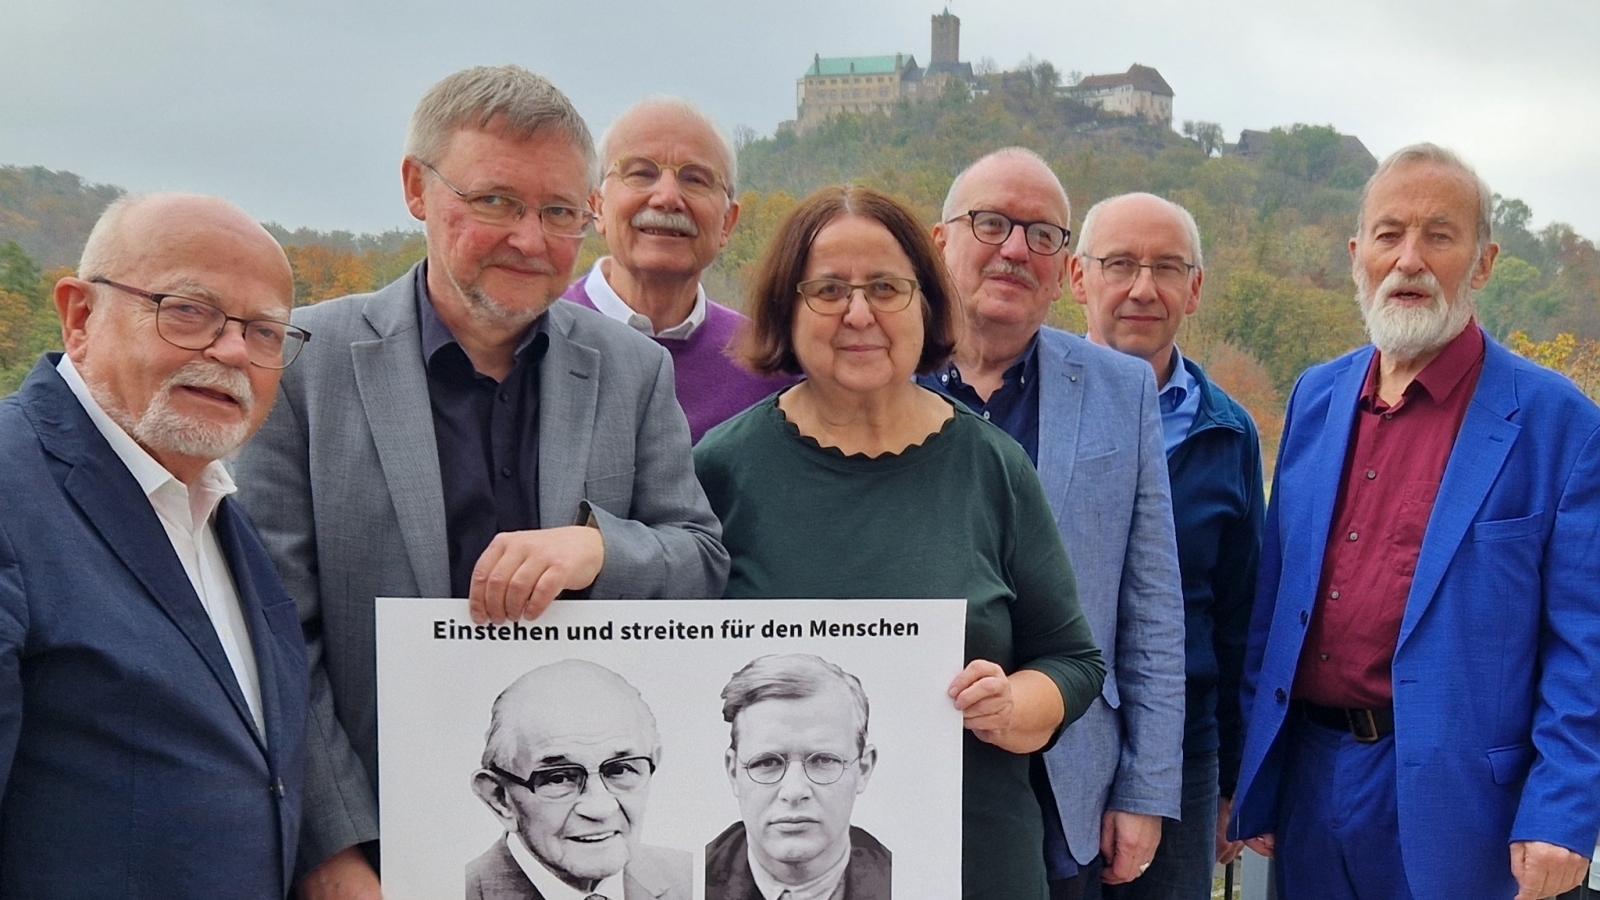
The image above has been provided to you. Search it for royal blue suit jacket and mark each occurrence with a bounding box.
[1233,337,1600,898]
[0,357,308,897]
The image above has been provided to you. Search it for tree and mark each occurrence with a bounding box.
[1476,256,1552,338]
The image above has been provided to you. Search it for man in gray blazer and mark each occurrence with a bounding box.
[923,148,1185,898]
[234,65,728,899]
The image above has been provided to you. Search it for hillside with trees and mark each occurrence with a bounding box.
[2,80,1597,464]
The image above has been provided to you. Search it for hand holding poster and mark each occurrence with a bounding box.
[377,597,967,899]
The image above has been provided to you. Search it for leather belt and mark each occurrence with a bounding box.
[1299,702,1395,743]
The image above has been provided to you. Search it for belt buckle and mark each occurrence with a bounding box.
[1346,708,1380,743]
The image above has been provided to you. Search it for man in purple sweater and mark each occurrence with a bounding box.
[563,98,795,442]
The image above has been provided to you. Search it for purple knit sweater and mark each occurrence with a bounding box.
[561,279,798,443]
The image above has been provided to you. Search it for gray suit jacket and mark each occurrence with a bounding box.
[466,837,690,900]
[1034,327,1185,865]
[233,264,728,875]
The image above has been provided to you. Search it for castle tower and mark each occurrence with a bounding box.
[931,8,959,66]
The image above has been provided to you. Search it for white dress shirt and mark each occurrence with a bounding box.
[584,257,707,340]
[506,832,625,900]
[57,355,267,736]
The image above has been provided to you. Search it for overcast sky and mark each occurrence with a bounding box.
[6,0,1597,243]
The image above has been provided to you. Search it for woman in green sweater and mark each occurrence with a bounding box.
[693,185,1105,899]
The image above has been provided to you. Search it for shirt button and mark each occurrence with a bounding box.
[498,391,509,403]
[940,374,949,383]
[1366,469,1377,480]
[1319,653,1330,661]
[1330,590,1341,600]
[499,466,512,478]
[982,411,991,420]
[1383,412,1394,421]
[1348,531,1359,541]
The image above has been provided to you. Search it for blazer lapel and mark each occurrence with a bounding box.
[29,370,265,749]
[1399,342,1520,646]
[537,303,600,528]
[1036,331,1085,513]
[216,504,283,758]
[352,279,451,597]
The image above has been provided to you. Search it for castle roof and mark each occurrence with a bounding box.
[1075,63,1174,97]
[803,55,916,77]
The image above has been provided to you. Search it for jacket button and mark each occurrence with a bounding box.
[1274,688,1287,703]
[1299,610,1309,625]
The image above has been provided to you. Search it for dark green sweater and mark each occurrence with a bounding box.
[694,395,1105,900]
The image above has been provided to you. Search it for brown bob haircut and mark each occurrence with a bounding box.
[740,185,959,376]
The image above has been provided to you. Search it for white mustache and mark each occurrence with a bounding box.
[631,208,698,237]
[982,260,1039,289]
[167,361,254,415]
[1377,271,1443,306]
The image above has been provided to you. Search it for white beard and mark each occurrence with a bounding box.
[1355,268,1475,363]
[96,360,256,463]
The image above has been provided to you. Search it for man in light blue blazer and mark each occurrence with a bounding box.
[234,66,727,898]
[1,194,308,896]
[925,148,1185,897]
[1232,144,1600,900]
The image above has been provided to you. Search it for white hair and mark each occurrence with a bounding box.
[1357,142,1492,255]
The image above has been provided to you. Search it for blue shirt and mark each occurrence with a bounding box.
[917,334,1042,463]
[1158,346,1201,455]
[416,264,548,598]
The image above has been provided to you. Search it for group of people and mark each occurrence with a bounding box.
[0,60,1595,900]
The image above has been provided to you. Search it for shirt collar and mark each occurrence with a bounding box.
[585,257,707,340]
[1158,345,1198,414]
[55,354,235,530]
[1362,320,1486,408]
[505,833,626,900]
[747,835,852,900]
[416,261,547,368]
[939,331,1040,388]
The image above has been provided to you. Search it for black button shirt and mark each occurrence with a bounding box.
[416,272,548,598]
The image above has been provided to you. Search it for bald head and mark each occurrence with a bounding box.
[942,147,1070,225]
[481,660,661,771]
[600,97,736,193]
[1077,192,1203,268]
[78,194,293,294]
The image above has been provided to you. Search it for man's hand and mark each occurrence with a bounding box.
[1099,810,1163,884]
[469,526,605,623]
[1216,795,1244,865]
[1511,840,1589,900]
[296,846,381,900]
[1243,833,1275,858]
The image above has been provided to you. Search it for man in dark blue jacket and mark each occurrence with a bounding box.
[1070,192,1265,899]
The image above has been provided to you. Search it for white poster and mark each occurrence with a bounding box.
[377,597,967,900]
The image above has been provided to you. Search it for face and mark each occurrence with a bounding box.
[1070,196,1202,370]
[1350,160,1498,361]
[725,690,875,881]
[791,214,925,396]
[934,156,1071,336]
[60,198,293,482]
[404,125,591,331]
[597,106,740,285]
[474,690,656,889]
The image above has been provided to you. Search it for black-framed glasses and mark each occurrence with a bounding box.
[739,751,859,785]
[795,277,919,315]
[947,210,1070,256]
[90,277,310,369]
[604,156,730,199]
[1082,255,1197,290]
[419,160,595,237]
[488,756,656,801]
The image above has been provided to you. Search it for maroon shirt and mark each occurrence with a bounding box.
[1294,323,1486,708]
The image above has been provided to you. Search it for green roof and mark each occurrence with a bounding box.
[804,55,907,77]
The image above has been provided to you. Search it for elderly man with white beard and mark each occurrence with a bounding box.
[1230,144,1600,900]
[0,194,310,897]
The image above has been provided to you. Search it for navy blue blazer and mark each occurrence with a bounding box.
[1233,336,1600,897]
[0,356,308,897]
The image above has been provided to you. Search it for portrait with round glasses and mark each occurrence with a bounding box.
[707,653,890,900]
[468,660,690,900]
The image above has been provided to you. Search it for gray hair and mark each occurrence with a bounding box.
[1356,142,1492,254]
[721,654,870,754]
[405,65,597,188]
[1076,192,1204,269]
[941,146,1070,224]
[599,96,739,196]
[77,194,146,277]
[481,660,660,769]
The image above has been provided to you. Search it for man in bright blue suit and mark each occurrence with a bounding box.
[1232,144,1600,900]
[0,194,309,896]
[925,147,1185,898]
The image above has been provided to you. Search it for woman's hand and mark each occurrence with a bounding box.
[948,660,1065,754]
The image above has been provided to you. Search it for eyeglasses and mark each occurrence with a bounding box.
[90,277,310,369]
[795,277,919,315]
[605,156,729,199]
[947,210,1070,256]
[488,756,656,801]
[739,751,859,786]
[419,160,595,237]
[1083,255,1197,290]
